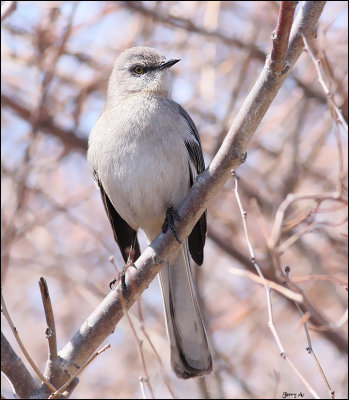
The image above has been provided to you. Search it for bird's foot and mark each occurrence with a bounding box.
[109,259,136,294]
[161,206,181,243]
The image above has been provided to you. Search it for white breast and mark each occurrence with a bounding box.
[88,94,192,240]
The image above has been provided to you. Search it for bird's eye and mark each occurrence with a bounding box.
[134,66,144,74]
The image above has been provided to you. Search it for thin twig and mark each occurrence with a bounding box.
[109,258,155,399]
[48,344,111,399]
[292,274,348,290]
[1,290,57,394]
[232,170,321,399]
[270,192,344,248]
[121,297,155,399]
[139,377,147,399]
[123,1,266,61]
[285,267,335,399]
[332,121,346,196]
[1,1,16,22]
[301,34,348,134]
[251,189,348,347]
[269,1,298,74]
[301,33,347,199]
[39,277,58,360]
[228,266,303,302]
[32,2,78,131]
[137,300,178,399]
[278,222,318,254]
[308,308,348,332]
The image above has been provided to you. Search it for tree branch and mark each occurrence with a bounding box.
[1,94,88,153]
[1,331,39,399]
[269,1,298,74]
[39,277,58,361]
[1,1,16,22]
[123,1,266,61]
[123,1,329,106]
[1,290,57,394]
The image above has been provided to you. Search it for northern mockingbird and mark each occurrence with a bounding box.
[87,47,212,379]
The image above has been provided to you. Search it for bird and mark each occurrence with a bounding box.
[87,46,212,379]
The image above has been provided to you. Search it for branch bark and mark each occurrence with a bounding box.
[1,332,39,399]
[269,1,298,74]
[39,277,58,361]
[1,1,16,22]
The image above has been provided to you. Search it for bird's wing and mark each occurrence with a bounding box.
[93,170,140,263]
[178,104,207,266]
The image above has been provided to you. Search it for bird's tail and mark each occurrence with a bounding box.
[159,241,212,379]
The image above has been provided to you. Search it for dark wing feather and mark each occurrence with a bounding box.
[178,105,207,266]
[94,170,140,262]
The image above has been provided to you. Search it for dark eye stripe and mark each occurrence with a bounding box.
[129,64,161,74]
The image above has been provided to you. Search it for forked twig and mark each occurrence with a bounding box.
[270,192,343,249]
[48,344,111,399]
[301,33,348,134]
[231,170,320,399]
[1,290,57,394]
[285,267,335,399]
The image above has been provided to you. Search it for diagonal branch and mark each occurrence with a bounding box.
[1,1,16,22]
[1,331,39,399]
[269,1,298,73]
[1,290,57,394]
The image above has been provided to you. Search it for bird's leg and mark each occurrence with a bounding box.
[110,231,137,293]
[162,206,181,244]
[120,231,138,293]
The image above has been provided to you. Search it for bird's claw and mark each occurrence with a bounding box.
[162,206,181,243]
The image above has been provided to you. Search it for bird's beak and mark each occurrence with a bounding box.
[158,59,180,70]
